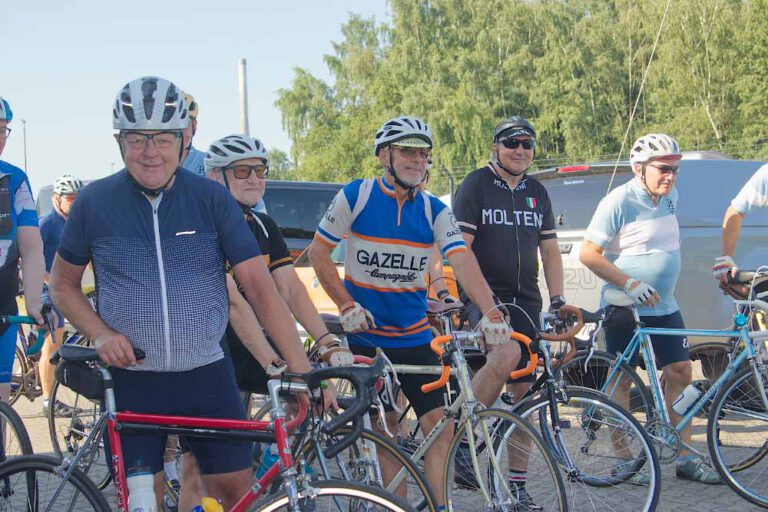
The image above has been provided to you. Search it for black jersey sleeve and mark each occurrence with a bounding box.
[453,169,484,237]
[257,213,293,272]
[539,188,557,241]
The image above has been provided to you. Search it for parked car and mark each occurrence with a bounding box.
[531,153,768,344]
[262,180,342,258]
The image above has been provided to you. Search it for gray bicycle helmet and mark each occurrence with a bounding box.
[53,175,84,196]
[112,76,190,131]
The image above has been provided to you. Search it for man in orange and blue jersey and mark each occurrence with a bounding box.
[309,115,522,508]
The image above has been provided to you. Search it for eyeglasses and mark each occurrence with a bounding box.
[0,128,11,139]
[499,138,535,150]
[223,164,269,179]
[391,145,431,160]
[120,131,182,150]
[647,163,679,175]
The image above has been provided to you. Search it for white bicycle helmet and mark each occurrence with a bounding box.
[53,175,84,195]
[204,135,268,172]
[629,133,681,167]
[112,76,190,131]
[0,97,11,122]
[374,116,433,156]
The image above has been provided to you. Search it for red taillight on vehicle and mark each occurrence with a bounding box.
[557,165,590,173]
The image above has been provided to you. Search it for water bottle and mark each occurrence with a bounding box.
[127,466,157,512]
[191,497,224,512]
[255,442,280,478]
[672,382,706,416]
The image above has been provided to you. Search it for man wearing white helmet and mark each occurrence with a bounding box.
[310,115,520,507]
[39,174,84,417]
[49,76,329,509]
[0,96,47,404]
[581,133,720,484]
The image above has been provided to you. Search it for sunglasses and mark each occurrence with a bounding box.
[648,163,679,175]
[499,138,535,150]
[223,164,269,179]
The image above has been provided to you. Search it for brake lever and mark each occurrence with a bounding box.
[371,392,394,438]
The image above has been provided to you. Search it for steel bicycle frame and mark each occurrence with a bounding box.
[600,305,768,455]
[46,374,309,512]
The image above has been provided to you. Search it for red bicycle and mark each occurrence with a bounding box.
[0,344,412,511]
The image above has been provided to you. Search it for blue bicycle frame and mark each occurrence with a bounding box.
[601,303,768,436]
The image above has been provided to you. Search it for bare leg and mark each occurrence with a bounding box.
[202,468,252,510]
[663,361,693,454]
[40,327,64,400]
[178,452,206,512]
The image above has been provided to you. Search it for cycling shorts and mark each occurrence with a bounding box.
[463,299,540,383]
[351,344,448,418]
[0,300,18,385]
[604,310,689,369]
[109,357,251,476]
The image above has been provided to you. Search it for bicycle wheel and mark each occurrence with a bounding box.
[47,380,112,490]
[301,427,437,512]
[249,479,414,511]
[0,401,33,463]
[443,408,566,512]
[516,387,660,512]
[708,365,768,507]
[9,343,27,406]
[0,454,110,511]
[555,350,653,421]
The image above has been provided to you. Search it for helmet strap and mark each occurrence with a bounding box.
[492,149,527,178]
[221,169,258,212]
[384,147,421,201]
[129,168,179,198]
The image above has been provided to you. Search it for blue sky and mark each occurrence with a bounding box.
[0,0,389,194]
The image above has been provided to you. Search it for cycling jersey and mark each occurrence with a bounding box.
[0,161,37,316]
[315,177,466,349]
[182,146,207,177]
[40,208,66,274]
[225,210,292,385]
[453,166,556,306]
[731,163,768,215]
[585,178,681,316]
[57,169,261,372]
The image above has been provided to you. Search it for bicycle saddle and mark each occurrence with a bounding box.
[604,289,635,307]
[427,298,464,316]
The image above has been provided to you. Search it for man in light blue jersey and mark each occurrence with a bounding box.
[581,133,720,484]
[714,163,768,281]
[310,115,523,509]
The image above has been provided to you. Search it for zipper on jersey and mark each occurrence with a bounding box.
[149,194,172,370]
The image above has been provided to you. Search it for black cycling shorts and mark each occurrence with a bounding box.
[351,344,448,418]
[605,309,689,369]
[463,299,540,383]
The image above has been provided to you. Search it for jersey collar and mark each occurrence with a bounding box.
[487,164,528,190]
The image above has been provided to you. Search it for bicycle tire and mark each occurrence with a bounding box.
[9,343,27,406]
[708,365,768,507]
[555,350,653,420]
[301,426,437,512]
[516,386,660,512]
[0,400,33,462]
[442,407,567,512]
[249,479,415,511]
[47,380,112,490]
[0,454,110,511]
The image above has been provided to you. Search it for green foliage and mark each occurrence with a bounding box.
[277,0,767,186]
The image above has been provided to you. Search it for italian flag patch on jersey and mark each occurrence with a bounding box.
[526,197,537,208]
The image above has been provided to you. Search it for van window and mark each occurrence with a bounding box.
[262,187,339,240]
[539,171,632,231]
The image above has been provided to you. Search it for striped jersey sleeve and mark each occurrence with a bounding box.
[430,197,466,258]
[315,181,359,247]
[731,163,768,215]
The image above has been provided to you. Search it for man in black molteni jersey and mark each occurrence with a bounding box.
[453,116,564,497]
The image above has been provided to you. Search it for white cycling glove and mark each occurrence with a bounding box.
[713,256,738,282]
[340,302,377,333]
[624,278,657,305]
[317,337,355,367]
[478,317,512,346]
